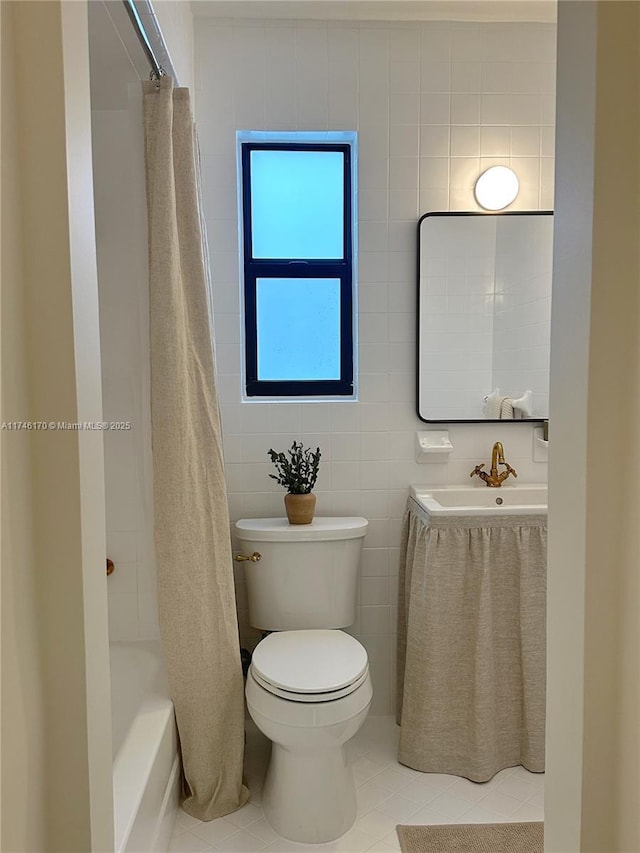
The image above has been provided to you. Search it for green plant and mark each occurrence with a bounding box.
[267,441,321,494]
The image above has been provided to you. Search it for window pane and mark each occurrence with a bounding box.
[256,278,341,380]
[250,150,344,259]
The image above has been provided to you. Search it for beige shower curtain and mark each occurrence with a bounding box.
[397,500,547,782]
[142,76,248,820]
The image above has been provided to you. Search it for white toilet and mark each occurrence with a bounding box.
[235,516,372,844]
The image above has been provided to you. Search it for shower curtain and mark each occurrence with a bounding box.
[142,76,248,820]
[397,500,547,782]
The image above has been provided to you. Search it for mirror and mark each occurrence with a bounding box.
[417,211,553,423]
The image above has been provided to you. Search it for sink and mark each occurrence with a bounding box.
[410,484,548,517]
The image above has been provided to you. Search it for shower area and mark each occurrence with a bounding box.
[88,1,247,847]
[87,3,178,850]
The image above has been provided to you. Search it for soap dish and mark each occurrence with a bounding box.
[416,430,454,463]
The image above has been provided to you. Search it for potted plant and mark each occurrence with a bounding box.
[267,441,322,524]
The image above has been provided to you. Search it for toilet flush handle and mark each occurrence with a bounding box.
[235,552,261,562]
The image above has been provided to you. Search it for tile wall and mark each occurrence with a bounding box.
[420,215,496,418]
[492,214,552,416]
[194,17,556,714]
[92,86,160,642]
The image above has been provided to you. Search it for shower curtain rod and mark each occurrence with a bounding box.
[122,0,166,80]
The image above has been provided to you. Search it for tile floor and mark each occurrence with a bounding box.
[169,716,544,853]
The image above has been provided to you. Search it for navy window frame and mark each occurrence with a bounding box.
[240,141,354,398]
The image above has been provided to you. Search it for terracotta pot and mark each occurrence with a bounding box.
[284,492,316,525]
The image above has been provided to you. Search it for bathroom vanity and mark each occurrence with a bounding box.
[396,486,547,782]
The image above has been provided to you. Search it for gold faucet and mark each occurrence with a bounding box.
[470,441,518,487]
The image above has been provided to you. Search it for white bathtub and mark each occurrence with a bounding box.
[110,640,180,853]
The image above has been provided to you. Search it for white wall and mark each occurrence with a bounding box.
[89,0,195,642]
[546,2,640,851]
[153,0,195,89]
[88,8,160,641]
[1,4,47,849]
[195,16,555,714]
[92,92,160,641]
[420,215,496,418]
[2,2,113,849]
[492,214,552,415]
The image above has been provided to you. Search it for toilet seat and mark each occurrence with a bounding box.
[251,666,370,703]
[250,629,369,704]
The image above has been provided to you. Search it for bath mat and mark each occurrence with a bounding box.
[396,821,543,853]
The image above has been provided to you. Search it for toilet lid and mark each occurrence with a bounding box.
[250,630,368,696]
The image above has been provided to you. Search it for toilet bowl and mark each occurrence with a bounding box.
[235,516,371,843]
[245,629,372,843]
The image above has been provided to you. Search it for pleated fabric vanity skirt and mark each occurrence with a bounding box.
[396,499,547,782]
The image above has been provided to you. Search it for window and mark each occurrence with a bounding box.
[239,133,356,398]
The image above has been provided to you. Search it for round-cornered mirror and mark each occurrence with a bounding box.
[417,211,554,423]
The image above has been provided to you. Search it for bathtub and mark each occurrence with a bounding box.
[110,640,180,853]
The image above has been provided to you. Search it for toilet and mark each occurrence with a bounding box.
[235,516,372,844]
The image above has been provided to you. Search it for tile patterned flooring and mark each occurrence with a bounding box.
[169,716,544,853]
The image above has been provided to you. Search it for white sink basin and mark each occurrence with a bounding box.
[410,484,548,517]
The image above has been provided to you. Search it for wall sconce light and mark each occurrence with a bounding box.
[474,166,519,211]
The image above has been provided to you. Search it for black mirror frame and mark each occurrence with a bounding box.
[416,210,554,424]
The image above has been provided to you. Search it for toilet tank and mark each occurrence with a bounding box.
[234,517,368,631]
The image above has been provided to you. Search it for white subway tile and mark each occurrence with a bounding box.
[450,157,481,189]
[332,462,362,491]
[451,93,480,125]
[360,432,390,462]
[360,343,390,373]
[390,126,420,158]
[242,463,272,493]
[106,530,138,564]
[419,157,449,189]
[451,61,481,93]
[360,253,390,284]
[361,461,391,490]
[108,593,138,642]
[388,221,417,254]
[360,313,389,344]
[359,188,389,221]
[362,576,390,606]
[106,561,137,596]
[242,491,282,517]
[360,374,390,404]
[364,518,390,548]
[358,489,390,520]
[420,24,451,61]
[419,126,450,158]
[332,432,360,462]
[359,405,392,433]
[480,125,511,157]
[390,94,420,126]
[360,28,389,64]
[420,61,450,93]
[362,605,392,634]
[420,187,449,212]
[362,544,389,580]
[391,61,420,94]
[297,404,330,434]
[541,93,556,125]
[389,188,419,221]
[451,27,482,61]
[390,28,420,61]
[390,157,419,190]
[420,94,450,125]
[388,343,414,374]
